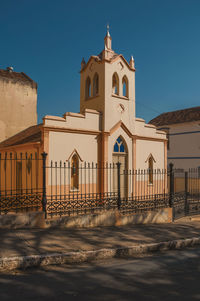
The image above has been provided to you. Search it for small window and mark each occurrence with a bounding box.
[148,156,153,184]
[112,73,119,95]
[85,77,91,99]
[122,76,128,98]
[93,73,99,96]
[71,154,79,190]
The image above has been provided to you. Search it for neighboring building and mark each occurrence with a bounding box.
[0,29,167,197]
[149,106,200,170]
[0,67,37,142]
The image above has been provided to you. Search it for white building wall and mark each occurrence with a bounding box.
[163,122,200,169]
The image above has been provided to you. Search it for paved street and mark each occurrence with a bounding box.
[1,219,200,257]
[1,247,200,300]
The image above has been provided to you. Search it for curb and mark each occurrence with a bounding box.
[1,237,200,272]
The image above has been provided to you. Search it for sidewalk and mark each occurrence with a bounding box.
[1,218,200,258]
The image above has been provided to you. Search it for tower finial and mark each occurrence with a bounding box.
[106,24,110,37]
[104,24,112,50]
[129,55,135,69]
[81,57,86,70]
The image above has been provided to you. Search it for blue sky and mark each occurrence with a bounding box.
[0,0,200,123]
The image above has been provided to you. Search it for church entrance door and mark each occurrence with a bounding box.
[112,137,128,198]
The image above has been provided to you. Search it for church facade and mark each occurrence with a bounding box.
[0,29,167,197]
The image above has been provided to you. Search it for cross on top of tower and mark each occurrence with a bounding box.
[104,24,112,50]
[107,24,110,37]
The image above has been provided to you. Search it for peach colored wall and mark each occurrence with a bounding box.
[47,184,97,196]
[135,118,166,139]
[43,109,100,131]
[0,77,37,142]
[48,131,98,163]
[0,147,42,194]
[132,179,167,196]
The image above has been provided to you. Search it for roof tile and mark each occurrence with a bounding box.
[149,106,200,127]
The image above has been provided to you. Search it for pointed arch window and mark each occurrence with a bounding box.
[85,76,91,99]
[122,76,128,98]
[93,73,99,96]
[113,136,126,153]
[71,154,79,190]
[112,73,119,95]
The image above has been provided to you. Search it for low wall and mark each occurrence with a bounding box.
[0,208,172,229]
[46,208,173,228]
[0,212,45,229]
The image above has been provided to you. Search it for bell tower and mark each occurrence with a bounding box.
[80,27,136,132]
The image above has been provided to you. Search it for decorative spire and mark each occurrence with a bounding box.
[104,24,112,50]
[129,55,135,69]
[81,57,86,70]
[106,24,110,37]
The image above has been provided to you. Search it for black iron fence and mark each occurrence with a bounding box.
[46,160,168,217]
[0,152,200,220]
[170,163,200,219]
[0,152,44,214]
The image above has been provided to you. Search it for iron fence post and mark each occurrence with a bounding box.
[42,152,47,218]
[169,163,174,208]
[185,171,188,215]
[117,162,121,210]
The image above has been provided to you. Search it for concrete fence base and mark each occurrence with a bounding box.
[46,208,173,228]
[0,208,173,229]
[0,211,45,229]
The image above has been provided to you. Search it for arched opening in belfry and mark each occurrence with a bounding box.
[85,76,91,99]
[112,73,119,95]
[93,73,99,96]
[122,75,128,98]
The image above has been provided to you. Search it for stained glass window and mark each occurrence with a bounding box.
[113,136,126,153]
[120,143,125,152]
[114,143,119,152]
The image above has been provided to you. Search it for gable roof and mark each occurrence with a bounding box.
[81,51,135,73]
[0,69,37,88]
[110,120,133,137]
[0,125,42,148]
[149,106,200,127]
